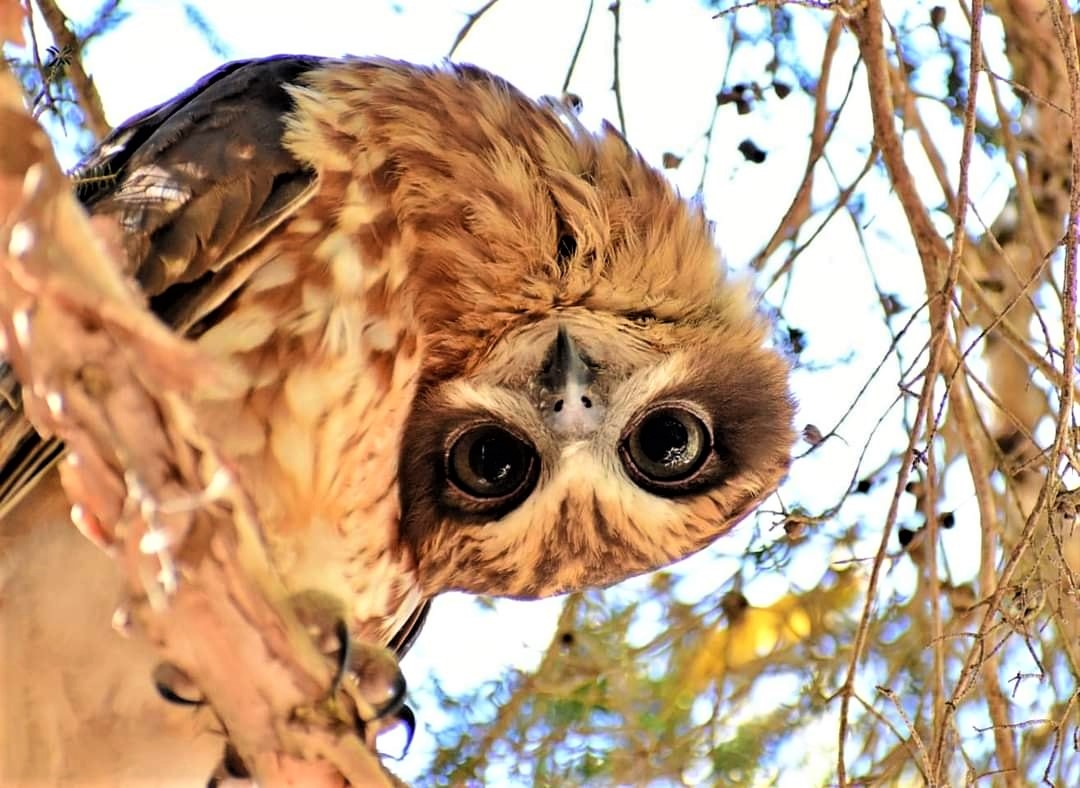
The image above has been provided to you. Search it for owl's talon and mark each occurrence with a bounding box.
[288,589,406,722]
[377,703,416,759]
[398,703,416,755]
[206,742,250,786]
[329,617,352,694]
[326,614,405,718]
[152,662,204,706]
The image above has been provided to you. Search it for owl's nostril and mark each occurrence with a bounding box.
[581,395,592,409]
[553,399,564,412]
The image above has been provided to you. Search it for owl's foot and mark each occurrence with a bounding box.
[329,617,407,718]
[327,617,416,755]
[198,625,415,783]
[289,589,411,739]
[153,590,415,780]
[199,654,415,788]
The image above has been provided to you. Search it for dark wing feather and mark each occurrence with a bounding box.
[1,54,431,662]
[0,55,323,517]
[387,598,432,659]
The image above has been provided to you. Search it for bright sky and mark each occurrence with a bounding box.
[17,0,1024,783]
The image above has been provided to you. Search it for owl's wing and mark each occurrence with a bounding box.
[0,55,322,524]
[387,597,431,658]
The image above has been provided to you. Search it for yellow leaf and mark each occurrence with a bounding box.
[684,570,860,690]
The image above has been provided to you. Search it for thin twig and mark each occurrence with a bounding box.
[751,14,845,270]
[33,0,109,138]
[695,21,738,195]
[1047,0,1079,484]
[838,2,961,783]
[562,0,595,95]
[923,0,986,779]
[1041,690,1080,785]
[609,0,626,136]
[983,67,1072,118]
[875,686,934,780]
[938,7,1080,753]
[447,0,501,59]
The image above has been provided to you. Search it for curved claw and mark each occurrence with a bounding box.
[152,662,204,707]
[206,742,250,786]
[385,703,416,760]
[330,617,351,695]
[288,589,408,725]
[327,616,406,720]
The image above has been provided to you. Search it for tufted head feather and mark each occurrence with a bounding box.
[285,57,796,598]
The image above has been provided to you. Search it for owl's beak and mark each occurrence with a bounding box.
[539,326,603,436]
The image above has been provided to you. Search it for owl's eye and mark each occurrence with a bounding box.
[621,406,711,487]
[447,425,538,501]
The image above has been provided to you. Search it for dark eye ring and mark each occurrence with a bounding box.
[446,424,539,502]
[620,406,711,487]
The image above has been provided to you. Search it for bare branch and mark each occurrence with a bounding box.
[561,0,594,95]
[609,0,626,136]
[447,0,500,59]
[32,0,109,138]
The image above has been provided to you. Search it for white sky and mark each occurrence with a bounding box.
[13,0,1034,783]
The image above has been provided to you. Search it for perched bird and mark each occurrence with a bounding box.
[0,55,795,783]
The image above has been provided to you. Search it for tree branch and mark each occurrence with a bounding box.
[0,57,394,788]
[32,0,110,138]
[447,0,501,59]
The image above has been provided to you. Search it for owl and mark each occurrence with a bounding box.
[0,55,794,783]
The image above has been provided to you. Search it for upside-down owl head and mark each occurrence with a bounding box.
[381,64,797,598]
